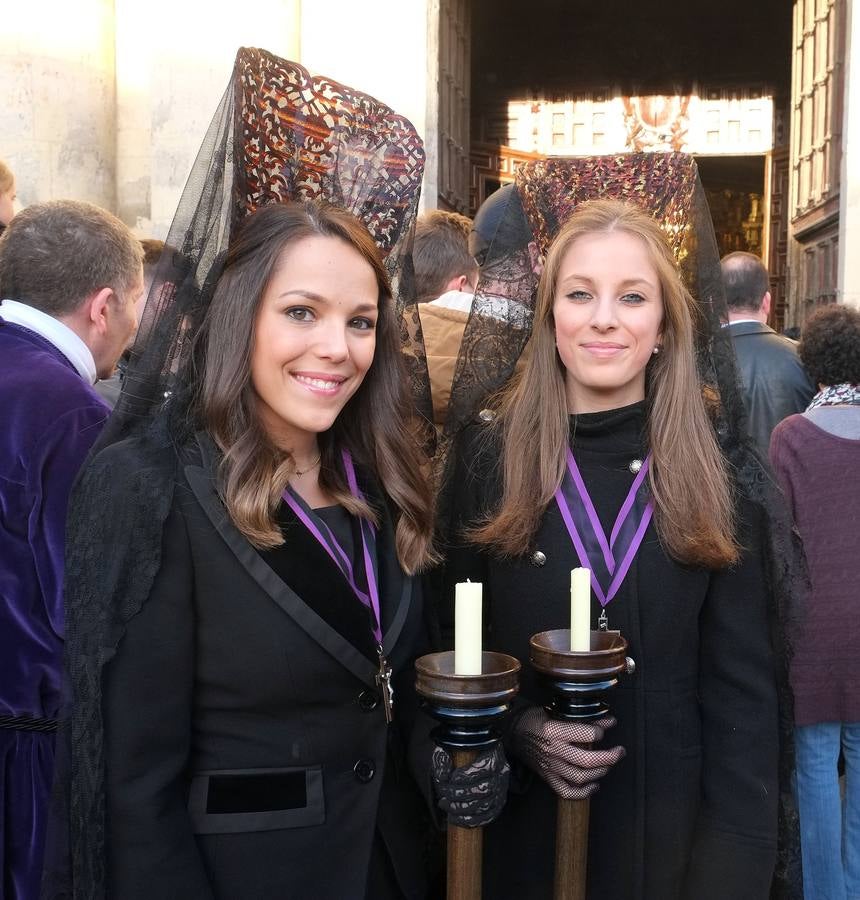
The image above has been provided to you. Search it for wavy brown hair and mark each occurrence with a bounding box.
[472,199,738,569]
[191,200,436,573]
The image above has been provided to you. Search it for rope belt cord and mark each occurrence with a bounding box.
[0,714,58,733]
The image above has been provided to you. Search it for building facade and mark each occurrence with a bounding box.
[2,0,858,317]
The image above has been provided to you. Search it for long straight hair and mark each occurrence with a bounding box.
[472,199,738,569]
[192,200,436,574]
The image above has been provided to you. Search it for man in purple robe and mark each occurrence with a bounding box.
[0,201,143,899]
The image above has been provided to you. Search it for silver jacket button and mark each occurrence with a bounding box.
[628,458,643,474]
[531,550,546,567]
[478,408,496,423]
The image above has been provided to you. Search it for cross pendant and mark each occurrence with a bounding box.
[376,648,394,724]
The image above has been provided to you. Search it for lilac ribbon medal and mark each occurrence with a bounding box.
[282,450,394,721]
[553,449,654,607]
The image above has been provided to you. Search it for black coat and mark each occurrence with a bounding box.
[440,404,779,900]
[100,435,435,899]
[728,321,815,455]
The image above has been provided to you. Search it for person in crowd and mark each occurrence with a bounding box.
[424,185,539,435]
[0,159,17,232]
[721,251,814,455]
[413,210,479,425]
[770,304,860,900]
[0,200,143,899]
[95,237,165,407]
[413,210,477,304]
[469,183,515,268]
[75,200,443,898]
[441,197,779,899]
[0,159,17,235]
[52,50,509,900]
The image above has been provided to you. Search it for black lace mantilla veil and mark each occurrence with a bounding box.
[439,154,803,899]
[43,47,428,899]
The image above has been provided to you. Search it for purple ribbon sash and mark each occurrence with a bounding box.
[282,450,382,644]
[553,449,654,607]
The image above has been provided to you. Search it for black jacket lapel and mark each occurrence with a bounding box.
[184,462,379,687]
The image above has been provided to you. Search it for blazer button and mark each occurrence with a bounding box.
[358,690,379,711]
[353,758,376,783]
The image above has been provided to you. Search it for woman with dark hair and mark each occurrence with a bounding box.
[442,193,780,899]
[72,199,437,899]
[49,49,516,900]
[770,304,860,900]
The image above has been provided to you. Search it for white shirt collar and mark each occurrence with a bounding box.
[428,289,475,313]
[726,317,764,326]
[0,298,97,383]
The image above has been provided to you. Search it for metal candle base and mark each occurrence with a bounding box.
[529,629,634,900]
[415,650,521,748]
[530,629,633,721]
[415,650,520,900]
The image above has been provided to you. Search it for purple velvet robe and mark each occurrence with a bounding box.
[0,318,108,899]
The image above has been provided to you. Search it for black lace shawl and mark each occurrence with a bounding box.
[43,47,428,899]
[437,154,804,899]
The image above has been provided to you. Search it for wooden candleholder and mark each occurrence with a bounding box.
[415,650,521,900]
[529,629,634,900]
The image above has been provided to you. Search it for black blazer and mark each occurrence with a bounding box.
[101,436,433,899]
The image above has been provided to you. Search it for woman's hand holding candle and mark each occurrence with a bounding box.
[508,706,625,800]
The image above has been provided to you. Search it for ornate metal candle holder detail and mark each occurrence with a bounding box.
[415,650,521,749]
[415,650,521,900]
[530,628,634,721]
[529,629,634,900]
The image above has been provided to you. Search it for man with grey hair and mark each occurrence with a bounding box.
[0,200,143,897]
[722,251,814,455]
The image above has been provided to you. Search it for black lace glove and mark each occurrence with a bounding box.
[431,743,510,828]
[508,706,625,800]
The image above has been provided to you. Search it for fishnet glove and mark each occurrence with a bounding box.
[508,706,625,800]
[431,743,510,828]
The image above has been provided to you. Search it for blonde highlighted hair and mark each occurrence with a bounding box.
[471,199,738,569]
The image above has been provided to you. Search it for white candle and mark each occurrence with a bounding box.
[454,580,483,675]
[570,568,591,652]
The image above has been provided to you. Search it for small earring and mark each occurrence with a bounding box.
[652,345,660,355]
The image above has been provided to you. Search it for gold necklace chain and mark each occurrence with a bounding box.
[293,455,321,477]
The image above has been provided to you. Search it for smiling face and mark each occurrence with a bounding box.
[250,234,379,452]
[552,229,664,414]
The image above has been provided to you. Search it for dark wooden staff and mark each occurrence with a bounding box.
[415,650,521,900]
[529,629,633,900]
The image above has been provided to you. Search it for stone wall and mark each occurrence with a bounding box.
[1,0,117,211]
[2,0,435,237]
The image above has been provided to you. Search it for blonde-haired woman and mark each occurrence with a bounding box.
[442,198,779,899]
[0,160,17,233]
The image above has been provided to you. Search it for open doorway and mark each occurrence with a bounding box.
[465,0,793,326]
